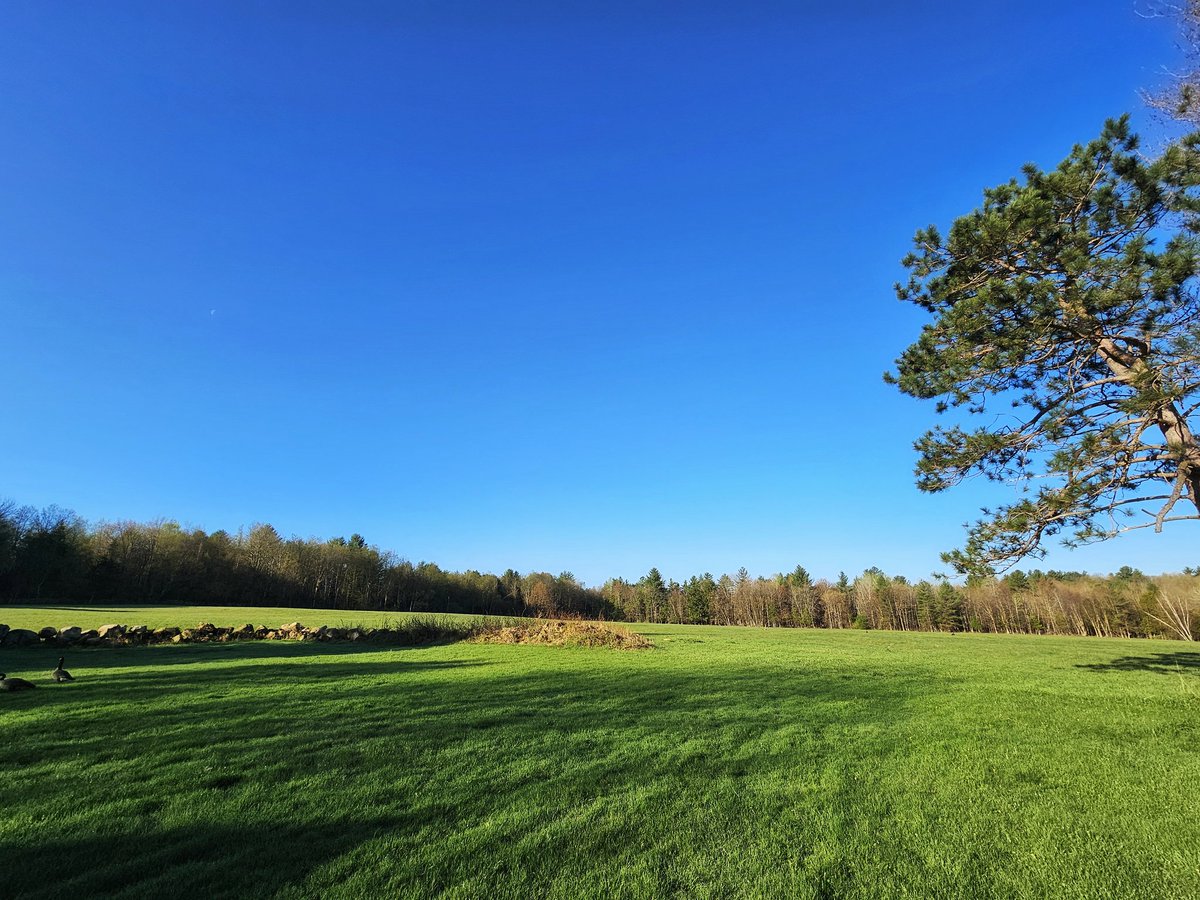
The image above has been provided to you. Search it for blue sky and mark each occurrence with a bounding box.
[3,1,1196,584]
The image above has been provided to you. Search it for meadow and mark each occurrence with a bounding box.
[2,605,1198,899]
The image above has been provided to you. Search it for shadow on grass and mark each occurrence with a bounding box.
[2,638,465,670]
[2,818,408,900]
[2,642,931,899]
[1076,651,1200,675]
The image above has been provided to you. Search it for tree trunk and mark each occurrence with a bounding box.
[1095,337,1200,515]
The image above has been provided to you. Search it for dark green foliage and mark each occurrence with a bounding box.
[936,582,964,632]
[683,574,716,625]
[782,565,823,628]
[1003,570,1031,592]
[0,503,616,620]
[1,500,1195,639]
[890,118,1200,575]
[635,568,669,623]
[915,581,937,631]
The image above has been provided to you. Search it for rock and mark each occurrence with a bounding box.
[171,633,185,643]
[196,622,216,635]
[0,624,8,640]
[97,624,125,640]
[38,626,58,641]
[4,628,38,646]
[59,626,82,642]
[152,627,180,643]
[280,621,303,634]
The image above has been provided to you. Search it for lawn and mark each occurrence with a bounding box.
[1,606,1198,899]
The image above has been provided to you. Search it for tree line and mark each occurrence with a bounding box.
[0,501,1195,640]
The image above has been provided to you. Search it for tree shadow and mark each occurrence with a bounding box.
[2,638,473,671]
[1,819,408,900]
[1076,652,1200,674]
[2,644,935,898]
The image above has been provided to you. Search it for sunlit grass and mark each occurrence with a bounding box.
[2,607,1198,898]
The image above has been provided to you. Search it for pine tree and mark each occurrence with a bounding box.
[936,582,964,632]
[915,581,937,631]
[890,119,1200,574]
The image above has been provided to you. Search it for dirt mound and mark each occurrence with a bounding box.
[471,620,653,650]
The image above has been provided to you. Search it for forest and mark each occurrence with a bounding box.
[2,500,1195,640]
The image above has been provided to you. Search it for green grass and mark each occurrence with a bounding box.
[2,606,1198,899]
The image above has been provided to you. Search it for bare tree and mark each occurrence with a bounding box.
[1140,0,1200,124]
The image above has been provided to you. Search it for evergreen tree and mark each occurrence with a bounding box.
[636,568,669,623]
[684,574,715,624]
[915,581,937,631]
[890,119,1200,574]
[936,582,964,632]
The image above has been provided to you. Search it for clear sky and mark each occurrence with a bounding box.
[2,1,1195,585]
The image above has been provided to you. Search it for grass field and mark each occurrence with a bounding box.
[2,606,1198,899]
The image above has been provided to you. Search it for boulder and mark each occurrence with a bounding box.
[4,628,39,647]
[152,627,180,643]
[0,624,8,640]
[280,622,303,634]
[97,624,125,641]
[38,626,58,641]
[59,626,82,642]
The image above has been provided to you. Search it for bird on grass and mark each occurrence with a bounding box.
[51,657,73,683]
[0,673,37,691]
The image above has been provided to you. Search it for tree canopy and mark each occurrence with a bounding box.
[889,117,1200,574]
